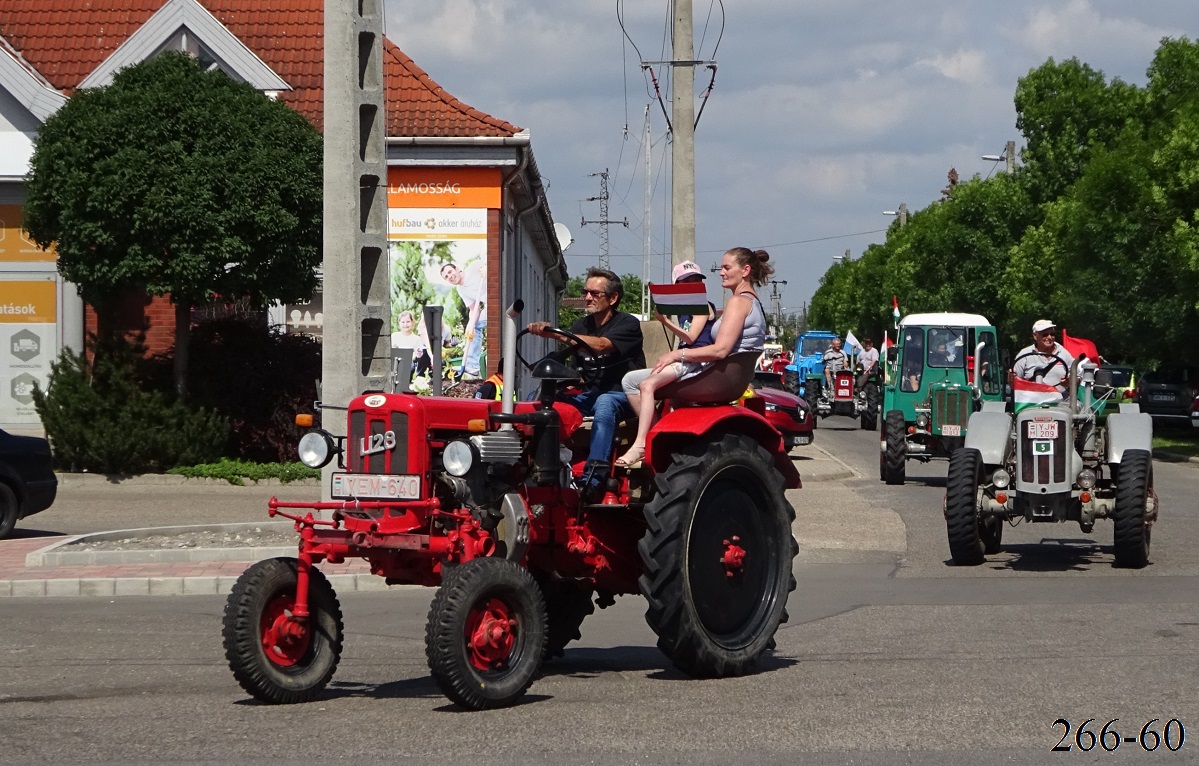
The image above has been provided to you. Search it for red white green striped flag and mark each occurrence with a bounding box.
[650,281,709,315]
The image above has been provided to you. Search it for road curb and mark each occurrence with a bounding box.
[56,473,321,488]
[0,573,417,599]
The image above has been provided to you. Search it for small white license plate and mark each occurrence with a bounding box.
[1151,393,1175,402]
[1028,422,1058,439]
[331,472,421,500]
[836,388,850,397]
[941,424,962,436]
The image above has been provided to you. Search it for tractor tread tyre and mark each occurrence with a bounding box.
[539,581,595,661]
[222,557,344,704]
[638,433,796,679]
[945,449,986,566]
[0,483,18,540]
[883,410,907,485]
[861,383,879,431]
[1112,449,1152,569]
[426,557,547,710]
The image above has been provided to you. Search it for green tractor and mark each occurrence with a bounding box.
[880,313,1004,485]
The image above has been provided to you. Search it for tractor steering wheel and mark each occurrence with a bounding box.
[515,327,604,389]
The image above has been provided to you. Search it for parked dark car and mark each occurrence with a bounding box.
[1136,369,1195,427]
[0,429,57,538]
[752,385,814,452]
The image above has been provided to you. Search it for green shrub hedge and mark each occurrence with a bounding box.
[33,341,229,474]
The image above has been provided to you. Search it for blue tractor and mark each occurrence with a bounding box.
[784,330,839,412]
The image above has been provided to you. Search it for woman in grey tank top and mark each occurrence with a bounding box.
[616,247,775,467]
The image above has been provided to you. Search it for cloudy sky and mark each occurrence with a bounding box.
[383,1,1192,312]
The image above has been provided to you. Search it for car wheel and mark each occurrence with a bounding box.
[0,483,18,540]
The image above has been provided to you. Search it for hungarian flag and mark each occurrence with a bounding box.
[1059,329,1099,365]
[1013,376,1063,411]
[650,281,708,315]
[892,296,901,328]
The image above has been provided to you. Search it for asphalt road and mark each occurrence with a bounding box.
[3,423,1199,764]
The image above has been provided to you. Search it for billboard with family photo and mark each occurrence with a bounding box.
[388,210,487,390]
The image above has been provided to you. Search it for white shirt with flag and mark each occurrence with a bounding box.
[1012,343,1075,392]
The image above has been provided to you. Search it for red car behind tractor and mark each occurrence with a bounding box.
[222,302,801,709]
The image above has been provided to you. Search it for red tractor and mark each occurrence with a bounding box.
[222,303,801,710]
[815,368,880,430]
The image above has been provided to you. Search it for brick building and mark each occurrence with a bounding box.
[0,0,566,431]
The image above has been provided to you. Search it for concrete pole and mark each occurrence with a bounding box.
[670,0,696,268]
[1005,140,1016,174]
[322,0,389,493]
[898,202,908,227]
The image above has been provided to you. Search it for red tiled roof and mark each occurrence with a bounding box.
[0,0,521,137]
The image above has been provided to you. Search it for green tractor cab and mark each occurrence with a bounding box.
[880,313,1004,485]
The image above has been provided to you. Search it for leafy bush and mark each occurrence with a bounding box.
[165,318,321,463]
[33,341,229,474]
[167,458,319,485]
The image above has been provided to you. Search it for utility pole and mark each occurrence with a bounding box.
[323,0,388,496]
[581,168,627,271]
[642,107,653,317]
[1005,140,1016,174]
[768,280,788,330]
[671,0,696,269]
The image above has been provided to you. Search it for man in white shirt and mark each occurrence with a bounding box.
[1012,319,1075,393]
[822,337,849,394]
[856,337,879,388]
[441,260,487,379]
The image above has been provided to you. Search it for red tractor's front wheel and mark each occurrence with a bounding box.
[426,557,547,710]
[223,557,344,704]
[639,433,797,678]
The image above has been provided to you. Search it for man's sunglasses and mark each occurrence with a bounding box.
[581,289,610,298]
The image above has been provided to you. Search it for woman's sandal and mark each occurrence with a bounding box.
[614,446,645,469]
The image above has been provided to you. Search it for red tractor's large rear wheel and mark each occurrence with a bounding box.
[222,557,344,704]
[639,433,797,678]
[426,557,547,710]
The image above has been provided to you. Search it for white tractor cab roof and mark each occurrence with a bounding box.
[898,312,991,328]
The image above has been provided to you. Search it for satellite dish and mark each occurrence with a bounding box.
[554,222,574,252]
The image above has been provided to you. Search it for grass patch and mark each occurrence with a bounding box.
[168,458,319,485]
[1153,430,1199,459]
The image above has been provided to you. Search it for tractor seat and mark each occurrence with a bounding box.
[655,350,760,404]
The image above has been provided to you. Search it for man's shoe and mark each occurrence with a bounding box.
[577,460,611,504]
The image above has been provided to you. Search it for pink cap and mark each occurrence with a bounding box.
[672,260,706,282]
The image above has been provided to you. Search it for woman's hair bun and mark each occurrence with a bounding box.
[754,249,770,263]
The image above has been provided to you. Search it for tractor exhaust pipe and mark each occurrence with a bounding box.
[500,300,523,423]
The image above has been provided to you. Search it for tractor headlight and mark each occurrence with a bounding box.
[916,414,929,429]
[442,440,475,477]
[991,468,1011,489]
[298,430,335,469]
[1076,468,1097,489]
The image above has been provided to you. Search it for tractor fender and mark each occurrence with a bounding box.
[646,406,801,489]
[1105,410,1153,464]
[963,410,1012,466]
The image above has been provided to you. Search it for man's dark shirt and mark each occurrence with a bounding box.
[570,311,645,393]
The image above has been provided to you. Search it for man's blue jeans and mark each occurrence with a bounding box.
[462,316,485,377]
[561,389,631,464]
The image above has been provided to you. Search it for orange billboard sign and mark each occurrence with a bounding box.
[0,205,54,262]
[0,280,56,323]
[387,167,502,209]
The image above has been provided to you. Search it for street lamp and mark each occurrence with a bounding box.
[883,203,908,227]
[982,140,1016,174]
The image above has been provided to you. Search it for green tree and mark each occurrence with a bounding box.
[23,52,323,397]
[1014,57,1144,204]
